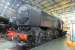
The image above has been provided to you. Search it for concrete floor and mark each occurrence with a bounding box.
[0,39,16,50]
[0,37,75,50]
[31,37,75,50]
[0,39,28,50]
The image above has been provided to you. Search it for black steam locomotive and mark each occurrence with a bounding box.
[9,5,64,46]
[0,5,64,48]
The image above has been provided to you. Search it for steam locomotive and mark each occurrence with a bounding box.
[0,5,64,48]
[9,5,64,46]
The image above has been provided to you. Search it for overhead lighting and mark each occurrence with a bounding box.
[4,6,8,8]
[7,2,10,5]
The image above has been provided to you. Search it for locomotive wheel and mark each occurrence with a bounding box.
[46,30,53,41]
[54,30,59,38]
